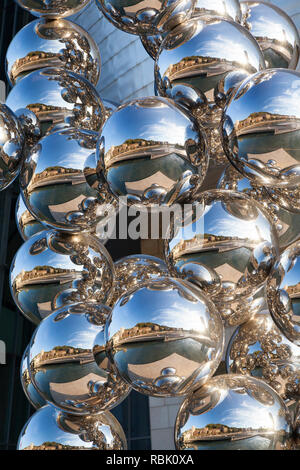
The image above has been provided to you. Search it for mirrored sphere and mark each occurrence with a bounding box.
[108,254,169,306]
[21,345,46,409]
[165,189,279,303]
[155,16,265,106]
[10,229,114,324]
[17,405,127,450]
[20,127,116,232]
[267,242,300,347]
[15,108,42,150]
[102,98,119,121]
[222,69,300,188]
[95,0,196,36]
[175,374,293,450]
[16,194,45,242]
[226,312,300,404]
[105,277,224,397]
[6,18,101,87]
[6,67,105,136]
[266,185,300,214]
[0,104,25,190]
[241,1,300,69]
[29,302,130,414]
[15,0,91,18]
[97,96,208,205]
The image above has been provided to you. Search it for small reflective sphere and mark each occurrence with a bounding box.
[0,104,25,190]
[175,374,293,450]
[105,277,224,397]
[266,185,300,214]
[17,404,127,450]
[102,98,118,121]
[95,0,196,36]
[20,127,116,232]
[15,0,91,18]
[267,242,300,347]
[6,18,101,87]
[21,345,46,410]
[97,96,208,206]
[222,69,300,188]
[6,67,105,136]
[10,229,114,324]
[16,195,45,242]
[226,312,300,404]
[241,1,300,70]
[29,302,130,414]
[155,16,265,106]
[14,108,41,150]
[165,189,279,303]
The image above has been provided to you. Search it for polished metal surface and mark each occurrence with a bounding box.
[97,96,208,205]
[0,104,25,191]
[15,0,91,18]
[102,98,119,121]
[165,189,279,303]
[17,404,127,450]
[95,0,196,36]
[222,69,300,188]
[21,345,46,410]
[16,195,45,241]
[226,312,300,404]
[267,242,300,347]
[20,127,116,232]
[10,229,114,324]
[6,18,101,86]
[105,277,224,397]
[241,1,300,69]
[175,374,293,450]
[266,185,300,214]
[29,302,130,414]
[6,67,105,135]
[108,254,169,307]
[14,108,42,150]
[155,16,265,106]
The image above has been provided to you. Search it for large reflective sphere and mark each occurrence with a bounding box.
[15,0,91,18]
[155,16,265,106]
[267,242,300,347]
[0,104,25,190]
[165,190,279,303]
[6,18,101,87]
[16,195,45,241]
[17,405,127,450]
[6,67,105,135]
[95,0,195,36]
[20,127,115,232]
[10,229,114,324]
[97,96,208,205]
[222,69,300,188]
[175,374,293,450]
[108,254,169,306]
[106,277,224,397]
[226,312,300,404]
[21,345,46,410]
[241,1,300,70]
[29,302,130,414]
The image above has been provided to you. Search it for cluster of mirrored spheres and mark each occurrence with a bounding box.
[2,0,300,451]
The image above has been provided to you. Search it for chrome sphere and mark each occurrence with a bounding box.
[17,405,127,450]
[155,16,265,106]
[16,195,45,242]
[108,254,169,306]
[95,0,196,36]
[97,96,208,205]
[222,69,300,188]
[165,189,279,303]
[241,1,300,70]
[267,242,300,347]
[14,108,42,150]
[15,0,91,19]
[226,312,300,404]
[266,185,300,214]
[0,104,25,190]
[175,374,293,450]
[6,18,101,87]
[21,345,46,409]
[102,98,119,121]
[105,277,224,397]
[28,302,130,414]
[6,67,105,135]
[20,127,116,232]
[10,229,114,324]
